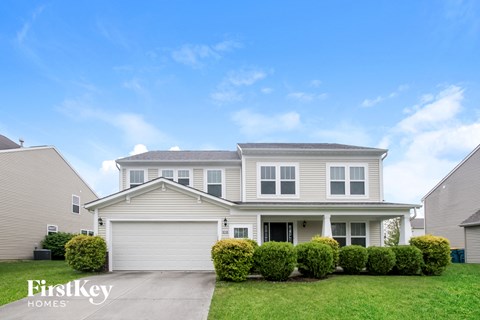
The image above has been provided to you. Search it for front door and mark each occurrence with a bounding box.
[264,222,293,243]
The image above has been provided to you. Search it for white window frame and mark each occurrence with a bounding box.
[72,195,80,214]
[257,163,299,198]
[159,168,192,187]
[326,163,369,199]
[229,224,253,240]
[127,169,147,188]
[205,169,225,198]
[80,229,94,236]
[331,221,369,247]
[47,224,58,235]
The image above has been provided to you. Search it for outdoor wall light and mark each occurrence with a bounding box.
[303,220,307,228]
[98,217,104,226]
[223,218,228,227]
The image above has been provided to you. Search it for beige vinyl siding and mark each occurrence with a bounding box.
[193,168,203,191]
[148,168,158,181]
[369,220,381,247]
[425,149,480,248]
[244,156,381,202]
[0,147,97,260]
[96,185,256,240]
[121,168,127,190]
[297,221,323,243]
[465,226,480,263]
[225,167,241,201]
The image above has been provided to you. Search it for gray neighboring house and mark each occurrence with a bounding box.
[411,218,425,237]
[459,210,480,263]
[86,142,420,271]
[0,135,98,260]
[423,144,480,249]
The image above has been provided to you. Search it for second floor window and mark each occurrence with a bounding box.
[161,169,191,186]
[259,164,298,197]
[328,164,367,197]
[129,170,145,188]
[207,170,222,197]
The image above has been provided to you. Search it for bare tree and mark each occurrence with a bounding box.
[384,217,401,246]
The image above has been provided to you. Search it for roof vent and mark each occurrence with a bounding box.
[19,138,24,147]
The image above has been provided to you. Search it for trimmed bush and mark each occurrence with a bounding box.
[255,242,296,281]
[339,245,368,274]
[366,246,396,275]
[391,245,423,275]
[242,239,259,273]
[410,234,451,275]
[311,236,340,272]
[65,235,107,272]
[41,232,76,260]
[296,242,333,279]
[211,239,254,282]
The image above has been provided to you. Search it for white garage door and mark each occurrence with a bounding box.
[111,221,218,271]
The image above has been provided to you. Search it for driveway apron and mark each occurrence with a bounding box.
[0,271,216,320]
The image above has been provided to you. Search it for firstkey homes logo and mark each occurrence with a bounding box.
[27,279,113,308]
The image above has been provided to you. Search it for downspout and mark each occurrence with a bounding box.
[410,207,418,221]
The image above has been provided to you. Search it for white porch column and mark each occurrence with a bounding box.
[257,214,262,245]
[399,214,413,245]
[322,214,332,238]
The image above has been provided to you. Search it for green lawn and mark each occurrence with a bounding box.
[0,260,94,306]
[209,264,480,320]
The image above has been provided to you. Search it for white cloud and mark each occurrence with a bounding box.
[287,92,328,103]
[381,85,480,205]
[169,146,181,151]
[129,144,148,155]
[211,67,267,105]
[261,87,273,94]
[16,5,45,45]
[232,109,301,137]
[361,84,409,107]
[171,40,242,68]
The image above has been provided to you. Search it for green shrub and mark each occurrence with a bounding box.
[296,242,333,279]
[311,236,340,272]
[242,239,259,273]
[410,234,451,275]
[65,235,107,272]
[391,245,424,275]
[211,239,254,282]
[366,246,396,275]
[255,242,296,281]
[41,232,76,260]
[339,245,368,274]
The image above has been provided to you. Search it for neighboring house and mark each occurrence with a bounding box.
[85,143,419,271]
[423,144,480,248]
[0,135,98,260]
[459,210,480,263]
[411,218,425,237]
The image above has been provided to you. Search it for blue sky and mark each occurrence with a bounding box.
[1,1,480,209]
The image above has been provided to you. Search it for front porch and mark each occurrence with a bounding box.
[255,213,413,247]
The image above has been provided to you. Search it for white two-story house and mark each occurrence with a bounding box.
[85,143,419,271]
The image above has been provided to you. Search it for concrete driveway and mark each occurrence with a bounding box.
[0,271,216,320]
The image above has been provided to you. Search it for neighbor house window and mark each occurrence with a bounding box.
[72,195,80,214]
[258,164,298,197]
[331,222,367,247]
[206,170,223,197]
[160,169,191,186]
[230,224,253,239]
[129,170,145,188]
[81,229,94,236]
[47,225,58,235]
[327,164,368,197]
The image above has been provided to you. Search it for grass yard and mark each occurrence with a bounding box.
[209,264,480,320]
[0,260,94,306]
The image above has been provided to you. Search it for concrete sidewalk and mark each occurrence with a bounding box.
[0,271,216,320]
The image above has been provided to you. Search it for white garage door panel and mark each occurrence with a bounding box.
[112,221,218,271]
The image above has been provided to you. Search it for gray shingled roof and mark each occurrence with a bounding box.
[0,135,20,150]
[460,210,480,227]
[238,143,385,151]
[411,218,425,229]
[118,150,240,162]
